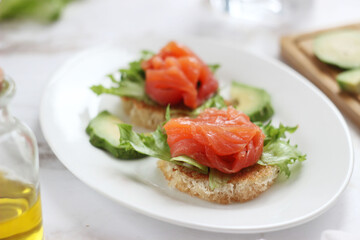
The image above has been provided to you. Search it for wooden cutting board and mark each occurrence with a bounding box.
[281,23,360,128]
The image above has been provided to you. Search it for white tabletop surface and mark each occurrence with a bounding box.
[1,0,360,239]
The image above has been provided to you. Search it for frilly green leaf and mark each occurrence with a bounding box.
[257,122,306,177]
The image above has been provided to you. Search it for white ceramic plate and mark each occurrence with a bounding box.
[40,37,353,233]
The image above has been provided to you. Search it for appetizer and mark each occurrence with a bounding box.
[91,41,223,130]
[118,107,306,204]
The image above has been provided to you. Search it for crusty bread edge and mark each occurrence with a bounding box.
[157,160,279,204]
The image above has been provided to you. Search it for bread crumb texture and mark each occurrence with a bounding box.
[157,160,279,204]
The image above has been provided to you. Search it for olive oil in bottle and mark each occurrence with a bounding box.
[0,72,44,239]
[0,172,43,240]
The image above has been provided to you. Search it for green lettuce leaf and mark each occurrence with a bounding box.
[90,51,155,104]
[260,122,298,145]
[209,168,231,190]
[118,120,208,174]
[140,50,155,60]
[258,140,306,177]
[170,156,208,174]
[118,124,170,160]
[257,122,306,177]
[191,94,227,116]
[90,79,151,103]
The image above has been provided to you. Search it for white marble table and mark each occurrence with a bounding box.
[1,0,360,239]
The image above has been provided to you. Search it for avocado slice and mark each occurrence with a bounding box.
[230,82,274,122]
[336,68,360,94]
[314,30,360,69]
[86,111,146,159]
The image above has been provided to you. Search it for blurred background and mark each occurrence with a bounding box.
[1,0,360,239]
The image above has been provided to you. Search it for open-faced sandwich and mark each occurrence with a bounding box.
[115,106,305,204]
[91,41,222,130]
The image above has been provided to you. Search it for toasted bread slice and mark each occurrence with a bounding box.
[157,160,279,204]
[122,97,188,130]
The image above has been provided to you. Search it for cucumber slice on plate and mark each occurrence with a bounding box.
[230,82,274,122]
[86,111,145,159]
[314,30,360,69]
[336,68,360,94]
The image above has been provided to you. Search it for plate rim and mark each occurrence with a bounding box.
[39,37,354,233]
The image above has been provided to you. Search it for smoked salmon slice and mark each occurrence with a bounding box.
[164,107,265,174]
[142,41,218,109]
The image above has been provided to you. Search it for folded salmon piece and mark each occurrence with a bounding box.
[164,106,265,174]
[142,41,218,109]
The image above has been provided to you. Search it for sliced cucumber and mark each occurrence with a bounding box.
[86,111,145,159]
[230,82,274,122]
[336,68,360,94]
[314,30,360,69]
